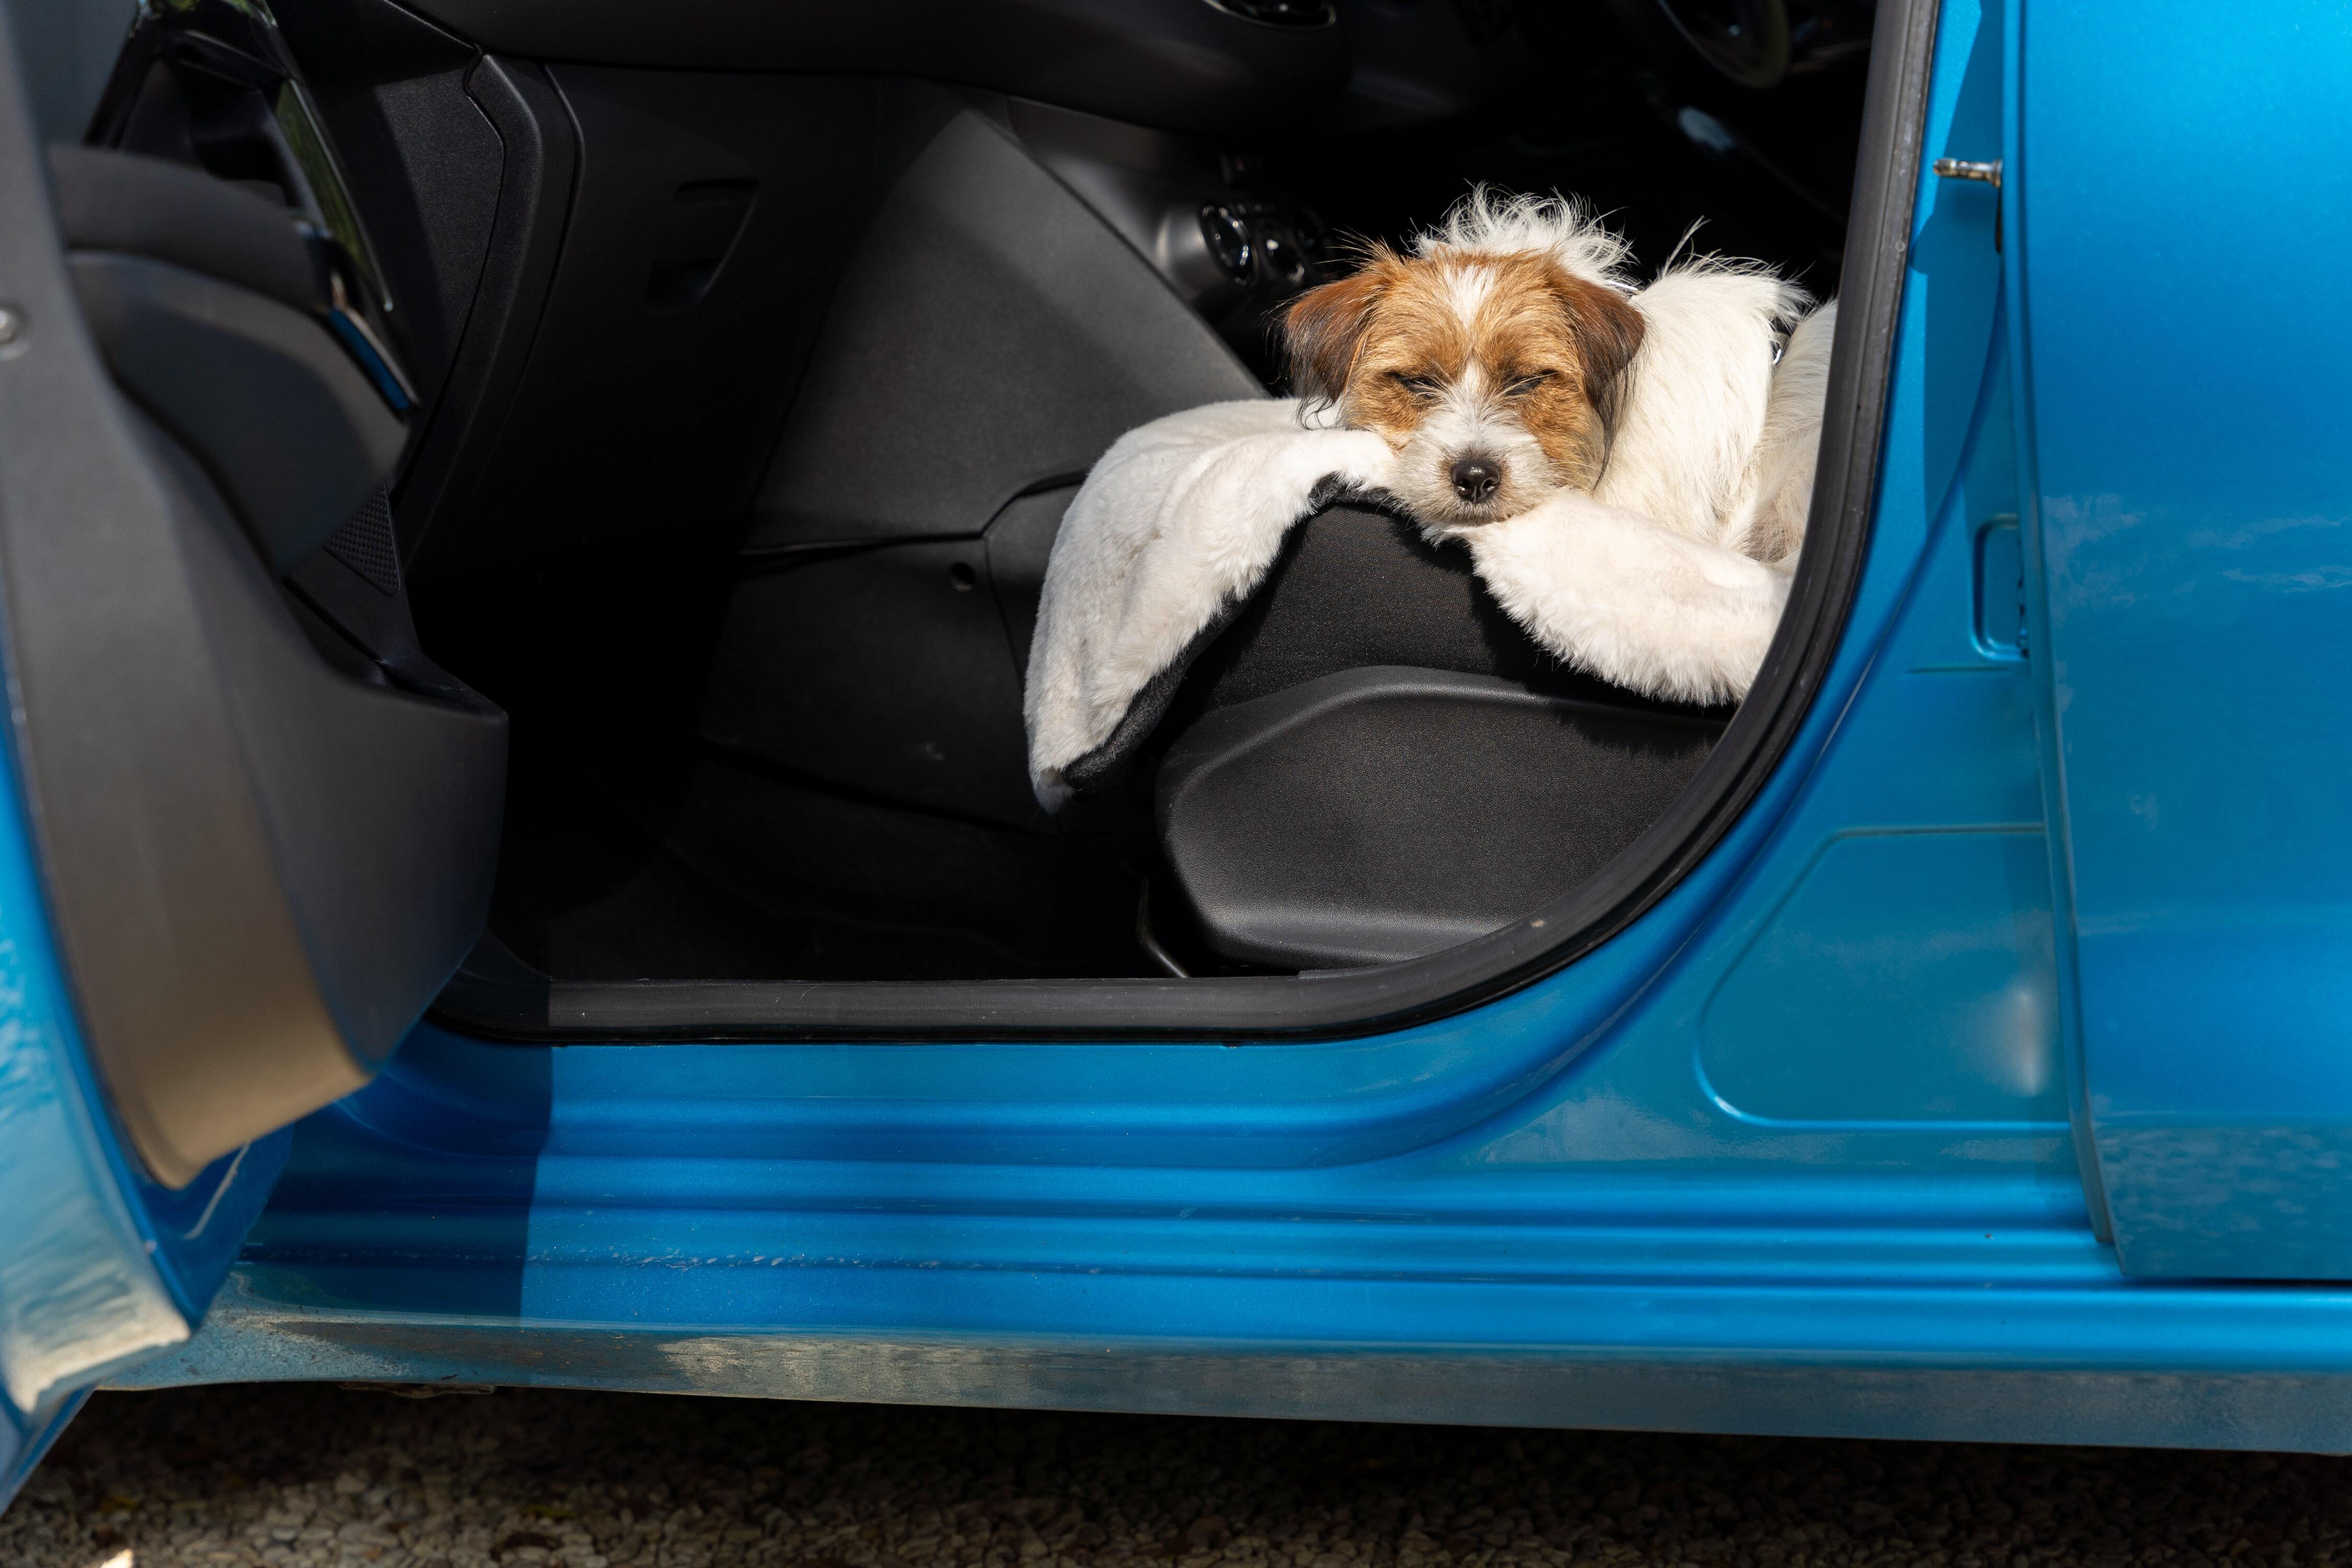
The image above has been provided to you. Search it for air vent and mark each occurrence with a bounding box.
[648,179,757,309]
[1202,0,1338,28]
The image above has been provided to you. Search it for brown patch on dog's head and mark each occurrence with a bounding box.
[1479,259,1645,489]
[1551,269,1645,431]
[1284,246,1409,409]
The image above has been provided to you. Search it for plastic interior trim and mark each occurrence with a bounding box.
[430,0,1937,1043]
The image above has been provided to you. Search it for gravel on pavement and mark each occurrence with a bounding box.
[3,1382,2341,1568]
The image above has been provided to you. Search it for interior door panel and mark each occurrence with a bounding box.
[0,0,504,1479]
[0,0,506,1187]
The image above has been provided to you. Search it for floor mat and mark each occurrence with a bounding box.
[486,720,1161,984]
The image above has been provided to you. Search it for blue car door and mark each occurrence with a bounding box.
[2013,1,2352,1278]
[0,0,505,1495]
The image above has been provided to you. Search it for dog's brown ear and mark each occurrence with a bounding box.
[1555,272,1646,428]
[1285,262,1388,407]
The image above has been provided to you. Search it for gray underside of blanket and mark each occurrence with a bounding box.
[1058,476,1378,797]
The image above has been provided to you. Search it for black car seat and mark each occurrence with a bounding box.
[1145,503,1727,969]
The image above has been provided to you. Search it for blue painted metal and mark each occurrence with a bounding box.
[0,0,300,1493]
[0,702,288,1496]
[2013,0,2352,1278]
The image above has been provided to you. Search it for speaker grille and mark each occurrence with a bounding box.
[326,488,400,596]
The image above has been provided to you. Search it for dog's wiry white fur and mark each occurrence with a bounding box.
[1460,491,1793,706]
[1727,297,1838,569]
[1417,188,1638,290]
[1595,263,1809,538]
[1024,191,1837,807]
[1460,296,1842,705]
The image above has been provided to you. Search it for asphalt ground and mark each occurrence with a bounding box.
[3,1382,2337,1568]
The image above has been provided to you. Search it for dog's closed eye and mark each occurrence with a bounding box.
[1388,371,1443,398]
[1503,370,1555,396]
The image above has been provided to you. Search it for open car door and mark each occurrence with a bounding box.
[0,0,503,1495]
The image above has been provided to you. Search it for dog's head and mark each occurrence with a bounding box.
[1286,244,1645,528]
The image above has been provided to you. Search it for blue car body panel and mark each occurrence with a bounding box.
[13,0,2352,1469]
[2015,0,2352,1280]
[0,720,286,1505]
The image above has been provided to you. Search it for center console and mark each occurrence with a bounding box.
[1002,99,1341,381]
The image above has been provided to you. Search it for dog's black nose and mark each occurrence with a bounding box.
[1451,457,1500,503]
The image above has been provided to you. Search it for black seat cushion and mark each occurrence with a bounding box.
[1156,667,1724,969]
[1070,501,1726,797]
[1173,504,1720,719]
[1144,505,1732,970]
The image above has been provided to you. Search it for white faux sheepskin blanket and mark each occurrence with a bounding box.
[1022,292,1835,811]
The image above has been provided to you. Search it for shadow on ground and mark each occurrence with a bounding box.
[3,1383,2338,1568]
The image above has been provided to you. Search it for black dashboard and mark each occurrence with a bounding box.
[391,0,1354,136]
